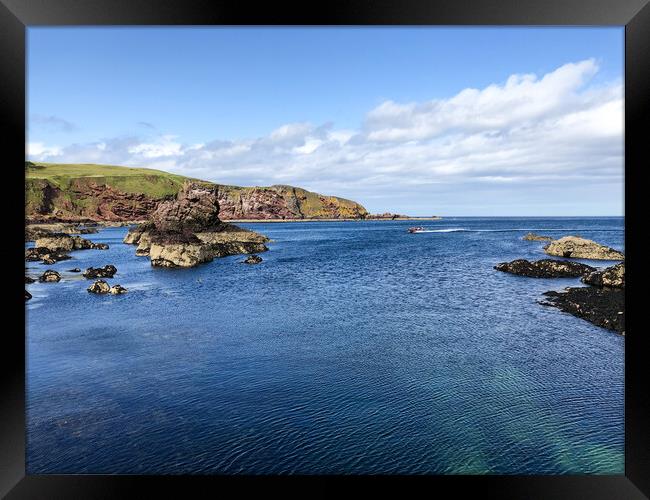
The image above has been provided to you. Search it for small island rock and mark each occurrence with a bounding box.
[581,262,624,289]
[543,236,624,260]
[494,259,595,278]
[82,265,117,279]
[109,284,128,294]
[243,254,263,264]
[87,280,111,294]
[541,287,624,334]
[522,232,553,241]
[39,270,61,282]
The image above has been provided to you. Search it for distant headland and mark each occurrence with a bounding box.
[25,162,440,224]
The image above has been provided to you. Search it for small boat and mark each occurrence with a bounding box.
[408,226,425,233]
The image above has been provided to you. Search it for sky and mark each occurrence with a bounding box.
[27,27,624,216]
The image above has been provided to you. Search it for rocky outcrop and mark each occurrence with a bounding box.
[243,254,263,264]
[25,247,71,264]
[543,236,624,260]
[495,259,595,278]
[39,270,61,283]
[82,265,117,279]
[109,284,128,294]
[35,234,108,252]
[522,232,553,241]
[581,262,625,289]
[87,280,127,294]
[25,290,32,300]
[87,280,110,294]
[541,287,625,334]
[25,276,35,284]
[125,182,270,268]
[25,223,98,242]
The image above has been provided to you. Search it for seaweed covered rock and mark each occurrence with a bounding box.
[541,287,625,334]
[83,265,117,279]
[494,259,595,278]
[543,236,624,260]
[39,270,61,283]
[87,280,111,294]
[581,262,625,289]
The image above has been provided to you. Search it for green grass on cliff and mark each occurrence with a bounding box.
[26,162,192,198]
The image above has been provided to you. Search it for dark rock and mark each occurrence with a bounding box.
[243,254,263,264]
[87,280,111,294]
[91,242,109,250]
[522,232,553,241]
[541,287,625,334]
[25,290,32,300]
[82,265,117,279]
[68,268,81,273]
[581,262,624,289]
[494,259,595,278]
[25,276,35,284]
[39,270,61,283]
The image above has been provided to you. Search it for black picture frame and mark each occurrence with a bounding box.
[2,1,648,497]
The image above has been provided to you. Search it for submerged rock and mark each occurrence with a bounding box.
[68,268,81,273]
[87,280,111,294]
[25,276,35,284]
[25,290,32,300]
[541,287,625,334]
[243,254,263,264]
[39,270,61,283]
[543,236,624,260]
[494,259,595,278]
[82,265,117,279]
[522,232,553,241]
[124,182,269,268]
[581,262,625,289]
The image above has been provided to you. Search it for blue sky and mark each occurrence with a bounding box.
[27,27,624,216]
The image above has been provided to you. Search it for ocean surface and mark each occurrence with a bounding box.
[25,217,625,474]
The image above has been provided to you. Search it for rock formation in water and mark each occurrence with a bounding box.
[25,290,32,300]
[243,254,263,264]
[124,182,270,268]
[543,236,624,260]
[494,259,595,278]
[522,232,553,241]
[39,270,61,283]
[540,262,625,334]
[541,287,625,334]
[581,262,625,288]
[83,265,118,279]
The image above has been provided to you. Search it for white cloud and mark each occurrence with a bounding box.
[27,59,623,214]
[128,135,182,158]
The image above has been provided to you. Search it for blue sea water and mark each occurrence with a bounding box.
[25,217,625,474]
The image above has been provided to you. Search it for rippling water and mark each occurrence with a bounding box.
[26,217,625,474]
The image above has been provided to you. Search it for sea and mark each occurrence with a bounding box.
[25,217,625,474]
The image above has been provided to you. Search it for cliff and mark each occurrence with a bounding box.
[25,162,369,223]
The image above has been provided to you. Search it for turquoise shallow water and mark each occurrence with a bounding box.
[25,217,624,474]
